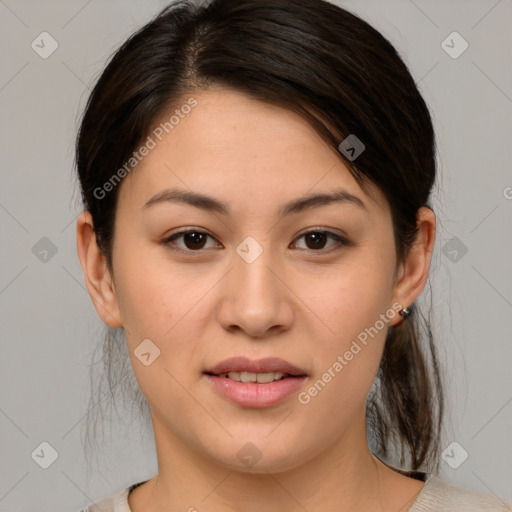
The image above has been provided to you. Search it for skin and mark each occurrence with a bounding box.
[77,87,436,512]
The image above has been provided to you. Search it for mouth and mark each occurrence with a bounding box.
[208,371,300,383]
[204,357,308,408]
[205,356,308,378]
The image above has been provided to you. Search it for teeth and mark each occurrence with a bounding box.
[240,371,254,383]
[257,371,286,383]
[218,371,286,383]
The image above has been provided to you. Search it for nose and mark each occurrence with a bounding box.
[216,243,295,338]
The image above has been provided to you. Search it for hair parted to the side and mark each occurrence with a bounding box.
[75,0,444,478]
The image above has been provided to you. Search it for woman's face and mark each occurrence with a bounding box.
[84,87,431,473]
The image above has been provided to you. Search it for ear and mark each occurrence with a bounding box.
[76,211,123,328]
[389,206,436,327]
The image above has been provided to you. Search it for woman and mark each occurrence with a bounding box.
[75,0,511,510]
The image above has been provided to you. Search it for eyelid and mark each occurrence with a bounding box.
[291,227,349,252]
[162,227,221,253]
[162,227,349,254]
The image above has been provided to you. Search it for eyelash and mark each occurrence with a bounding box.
[161,228,350,255]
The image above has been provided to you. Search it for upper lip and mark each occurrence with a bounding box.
[205,357,308,376]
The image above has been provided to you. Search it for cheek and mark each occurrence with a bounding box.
[113,249,220,373]
[299,253,395,405]
[305,257,395,346]
[113,258,203,410]
[299,277,391,429]
[112,240,188,333]
[115,268,174,340]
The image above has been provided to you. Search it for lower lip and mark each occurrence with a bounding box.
[205,374,307,408]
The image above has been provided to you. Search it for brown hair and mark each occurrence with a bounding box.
[76,0,444,475]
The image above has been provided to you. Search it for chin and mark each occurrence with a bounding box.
[205,434,310,475]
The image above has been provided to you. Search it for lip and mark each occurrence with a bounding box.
[205,357,307,376]
[205,374,307,408]
[204,357,308,408]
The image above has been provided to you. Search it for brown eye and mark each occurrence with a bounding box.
[293,230,348,252]
[304,232,328,249]
[163,230,218,252]
[181,231,207,250]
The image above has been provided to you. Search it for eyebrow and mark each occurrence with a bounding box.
[142,187,367,216]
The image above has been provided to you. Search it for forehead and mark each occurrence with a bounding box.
[117,87,387,216]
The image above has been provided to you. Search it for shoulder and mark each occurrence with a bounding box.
[409,475,512,512]
[79,481,146,512]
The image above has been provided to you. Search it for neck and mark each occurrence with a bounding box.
[128,412,419,512]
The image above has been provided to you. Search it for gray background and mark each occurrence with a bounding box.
[1,1,511,510]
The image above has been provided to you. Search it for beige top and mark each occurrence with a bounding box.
[80,474,512,511]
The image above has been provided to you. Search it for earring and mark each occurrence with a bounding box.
[399,306,411,319]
